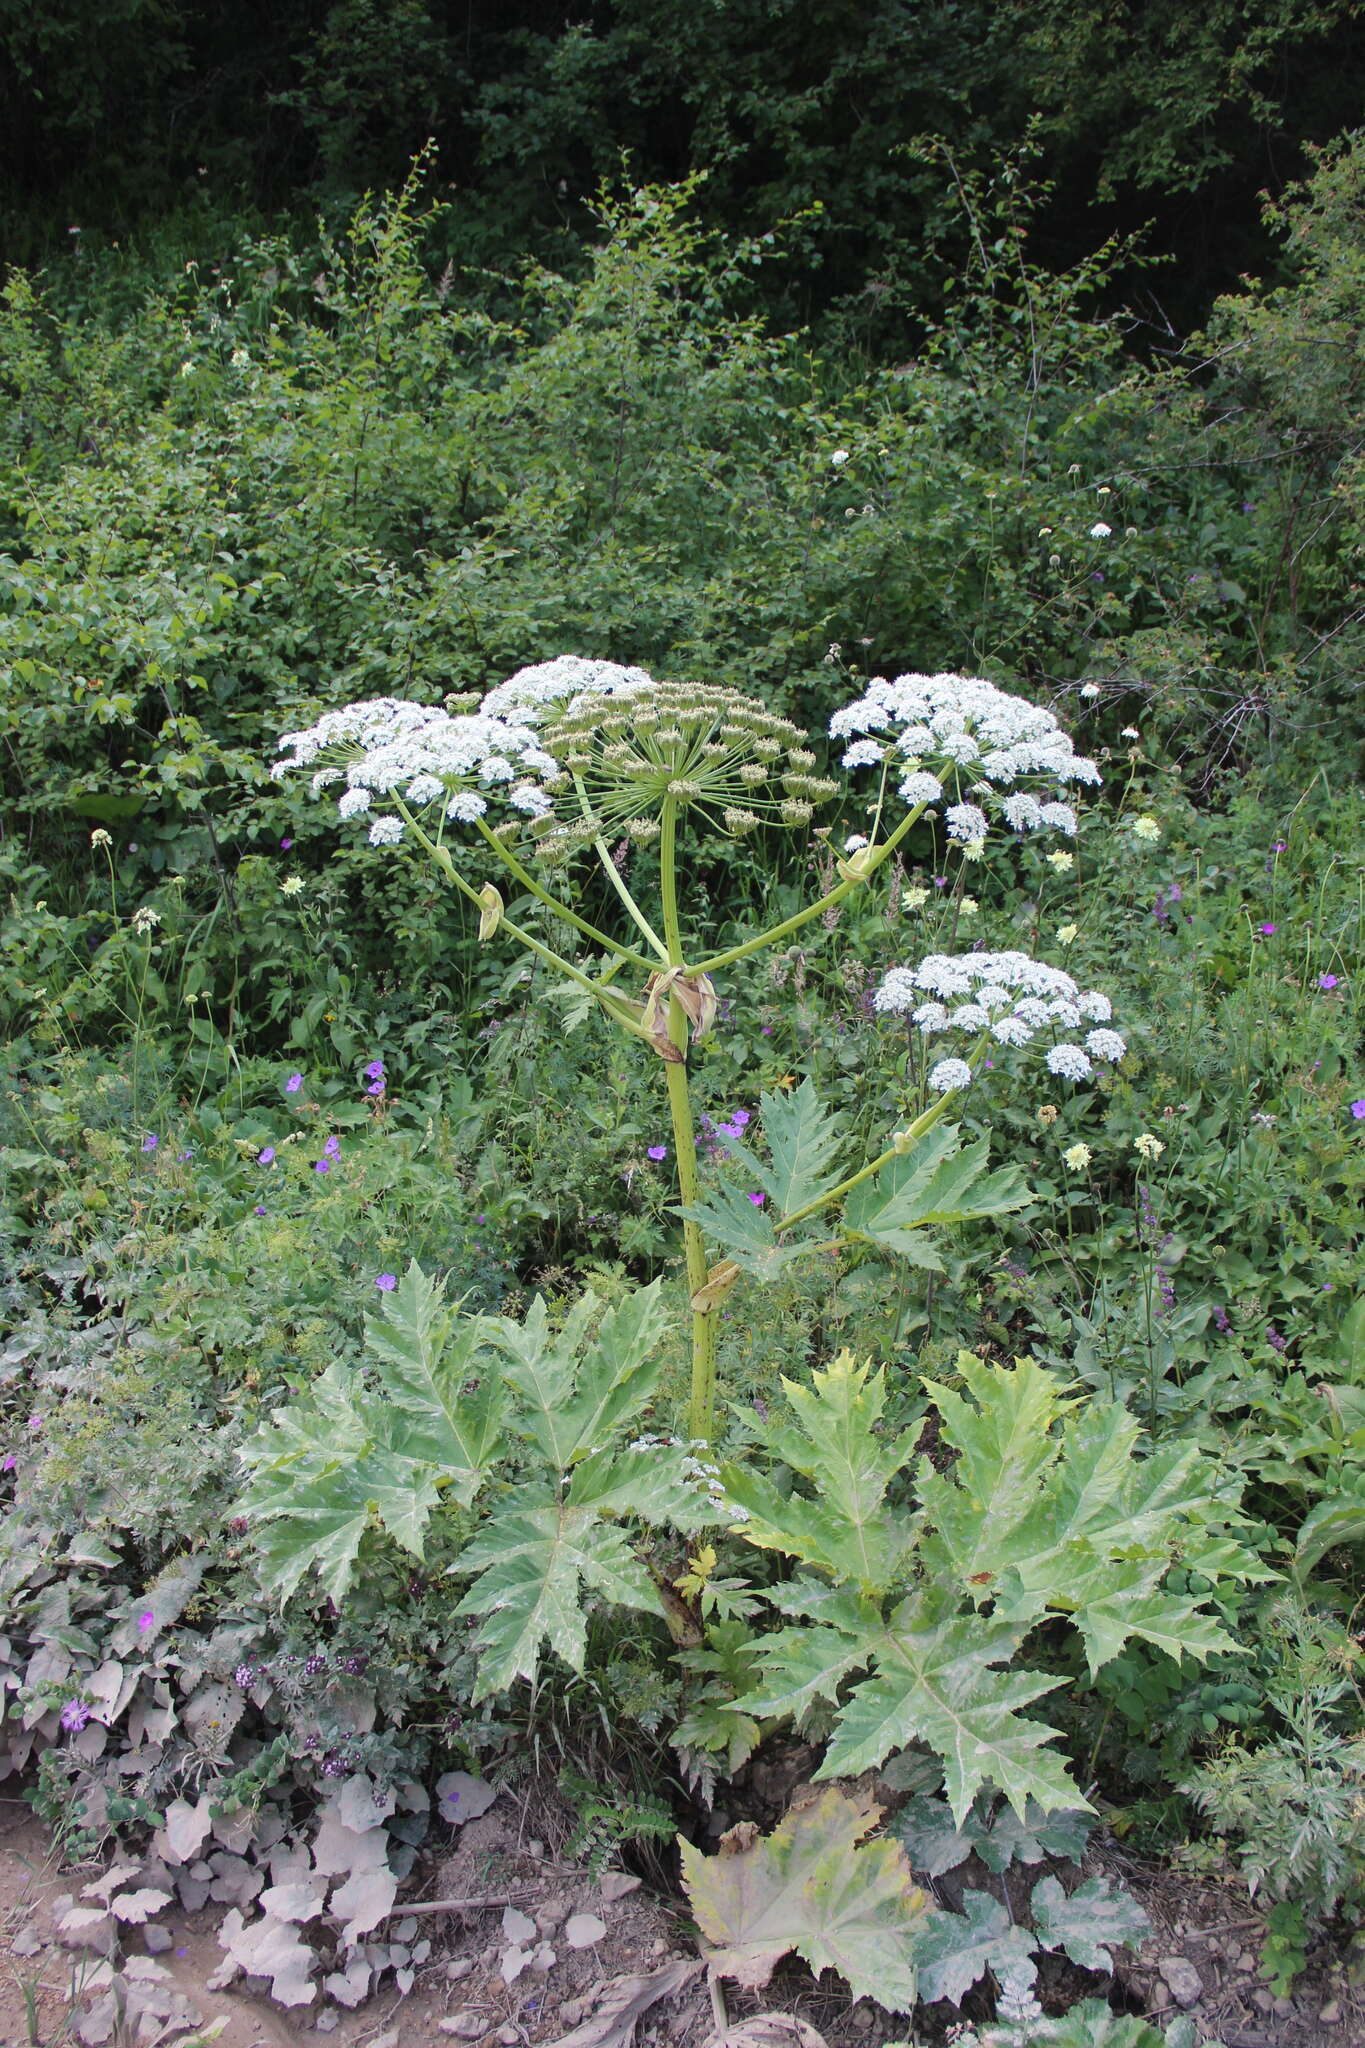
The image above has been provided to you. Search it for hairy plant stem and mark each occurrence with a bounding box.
[659,796,718,1444]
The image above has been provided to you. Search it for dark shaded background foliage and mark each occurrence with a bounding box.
[4,0,1364,330]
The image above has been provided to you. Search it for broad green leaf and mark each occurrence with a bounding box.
[974,1799,1093,1873]
[917,1356,1070,1592]
[724,1354,918,1590]
[913,1888,1038,2006]
[679,1180,815,1279]
[813,1591,1083,1823]
[679,1786,932,2013]
[889,1793,985,1878]
[715,1079,847,1220]
[1028,1873,1150,1971]
[1294,1484,1365,1579]
[844,1127,1030,1249]
[737,1621,871,1720]
[453,1489,662,1698]
[566,1442,711,1527]
[362,1259,505,1483]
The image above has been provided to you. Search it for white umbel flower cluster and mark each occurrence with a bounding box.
[480,655,655,725]
[274,696,562,837]
[874,950,1124,1087]
[830,672,1100,844]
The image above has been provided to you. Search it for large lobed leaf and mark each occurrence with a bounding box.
[679,1787,933,2013]
[843,1125,1031,1255]
[725,1349,1254,1823]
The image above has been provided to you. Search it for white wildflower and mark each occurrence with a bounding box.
[844,834,870,853]
[899,770,945,806]
[830,448,851,466]
[1063,1142,1092,1171]
[480,655,654,725]
[131,906,160,934]
[1079,682,1102,699]
[1131,815,1161,842]
[281,875,305,896]
[841,739,884,769]
[404,773,445,806]
[446,791,488,822]
[1047,1043,1093,1080]
[1089,522,1112,539]
[368,816,404,846]
[945,802,989,843]
[90,828,113,848]
[1134,1133,1164,1160]
[1085,1028,1127,1063]
[928,1057,973,1093]
[337,787,372,819]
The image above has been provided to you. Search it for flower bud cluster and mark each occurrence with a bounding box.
[831,671,1100,847]
[874,950,1124,1091]
[521,671,835,860]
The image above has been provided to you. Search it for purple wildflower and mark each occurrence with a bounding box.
[323,1135,340,1158]
[1352,1101,1365,1120]
[314,1158,330,1174]
[367,1079,385,1096]
[280,838,294,850]
[286,1072,303,1093]
[137,1610,156,1634]
[1,1453,15,1473]
[647,1145,668,1161]
[1256,922,1277,937]
[1212,1305,1231,1334]
[731,1109,751,1128]
[375,1273,397,1291]
[27,1414,42,1434]
[340,1653,368,1676]
[258,1146,275,1165]
[60,1700,91,1733]
[254,1204,267,1215]
[303,1653,328,1676]
[141,1133,159,1153]
[233,1663,257,1689]
[364,1059,385,1080]
[177,1148,193,1162]
[1266,1325,1287,1354]
[1319,974,1340,990]
[748,1192,767,1207]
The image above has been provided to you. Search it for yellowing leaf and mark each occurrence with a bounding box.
[678,1787,932,2013]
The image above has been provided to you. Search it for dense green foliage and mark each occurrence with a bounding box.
[1,64,1364,2039]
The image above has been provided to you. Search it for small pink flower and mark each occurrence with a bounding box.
[747,1192,766,1207]
[137,1610,156,1634]
[1256,922,1277,937]
[1319,974,1340,990]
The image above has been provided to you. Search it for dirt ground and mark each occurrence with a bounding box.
[2,1788,1363,2048]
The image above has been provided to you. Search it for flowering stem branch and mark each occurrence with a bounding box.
[472,816,657,975]
[396,804,650,1036]
[658,795,718,1445]
[690,802,925,977]
[569,773,670,961]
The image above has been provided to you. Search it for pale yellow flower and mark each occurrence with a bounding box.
[1132,816,1161,843]
[90,828,113,848]
[1046,851,1074,873]
[958,896,979,918]
[903,886,930,911]
[281,875,306,896]
[1063,1143,1092,1171]
[1056,923,1079,945]
[1134,1133,1164,1161]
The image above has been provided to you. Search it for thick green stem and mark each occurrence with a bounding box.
[690,802,925,977]
[658,798,719,1444]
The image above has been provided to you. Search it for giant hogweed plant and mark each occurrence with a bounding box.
[274,655,1120,1442]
